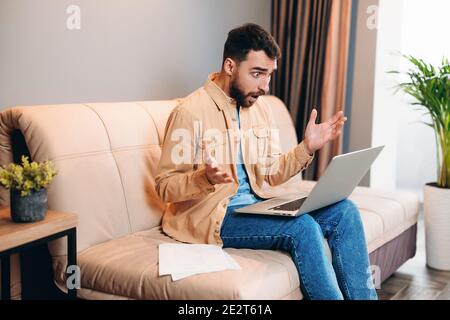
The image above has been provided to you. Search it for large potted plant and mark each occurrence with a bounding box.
[394,55,450,270]
[0,156,58,222]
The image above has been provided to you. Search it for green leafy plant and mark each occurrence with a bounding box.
[0,156,58,196]
[391,55,450,188]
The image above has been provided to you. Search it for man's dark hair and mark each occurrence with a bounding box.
[223,23,281,64]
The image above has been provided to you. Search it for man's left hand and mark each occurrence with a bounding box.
[303,108,347,155]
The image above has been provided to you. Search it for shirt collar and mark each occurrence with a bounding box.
[204,72,236,111]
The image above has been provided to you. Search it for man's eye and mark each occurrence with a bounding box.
[252,72,260,78]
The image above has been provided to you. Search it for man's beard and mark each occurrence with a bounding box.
[230,79,265,108]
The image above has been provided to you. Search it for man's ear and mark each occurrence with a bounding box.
[223,58,236,76]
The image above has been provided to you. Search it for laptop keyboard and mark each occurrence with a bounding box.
[268,197,307,212]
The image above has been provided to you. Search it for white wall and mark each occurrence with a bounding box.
[348,0,379,187]
[0,0,271,109]
[396,0,450,201]
[370,0,405,191]
[371,0,450,201]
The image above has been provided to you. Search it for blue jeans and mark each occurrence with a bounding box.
[220,199,378,300]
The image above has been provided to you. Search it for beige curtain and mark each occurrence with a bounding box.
[271,0,333,180]
[317,0,352,177]
[271,0,352,180]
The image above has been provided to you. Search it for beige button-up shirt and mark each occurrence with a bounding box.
[155,73,314,245]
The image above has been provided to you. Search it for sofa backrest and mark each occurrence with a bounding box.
[0,95,299,253]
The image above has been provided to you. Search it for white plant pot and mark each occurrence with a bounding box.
[424,183,450,271]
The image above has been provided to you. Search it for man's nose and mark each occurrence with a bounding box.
[259,77,270,94]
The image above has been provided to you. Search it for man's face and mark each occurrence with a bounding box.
[229,50,277,108]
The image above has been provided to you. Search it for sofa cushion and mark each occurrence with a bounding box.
[297,180,420,252]
[69,227,301,300]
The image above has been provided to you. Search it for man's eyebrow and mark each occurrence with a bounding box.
[250,67,277,73]
[251,67,269,72]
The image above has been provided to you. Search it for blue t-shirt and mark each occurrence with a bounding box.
[228,105,262,208]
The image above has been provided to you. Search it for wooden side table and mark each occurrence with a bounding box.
[0,207,78,300]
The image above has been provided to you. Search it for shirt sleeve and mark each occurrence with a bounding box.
[155,106,215,203]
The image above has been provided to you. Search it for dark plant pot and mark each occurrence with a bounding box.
[10,188,48,222]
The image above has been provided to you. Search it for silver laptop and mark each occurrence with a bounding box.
[235,146,384,217]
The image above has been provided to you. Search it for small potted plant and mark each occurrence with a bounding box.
[393,55,450,270]
[0,156,58,222]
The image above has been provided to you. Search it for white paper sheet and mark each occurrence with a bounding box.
[158,243,241,281]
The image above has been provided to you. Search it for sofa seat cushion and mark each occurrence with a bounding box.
[298,180,420,252]
[75,227,301,300]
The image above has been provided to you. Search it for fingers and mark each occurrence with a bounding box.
[332,120,346,130]
[330,111,347,125]
[328,113,346,140]
[215,170,233,183]
[310,108,347,128]
[204,142,233,184]
[330,121,344,139]
[204,143,218,168]
[205,167,234,184]
[309,108,318,125]
[329,110,347,138]
[217,173,234,184]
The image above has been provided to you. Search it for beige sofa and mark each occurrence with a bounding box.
[0,96,420,299]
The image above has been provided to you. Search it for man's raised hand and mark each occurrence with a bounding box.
[304,108,347,155]
[204,143,234,185]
